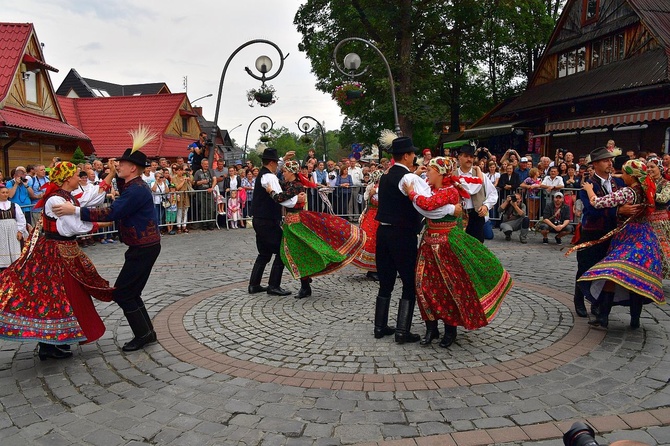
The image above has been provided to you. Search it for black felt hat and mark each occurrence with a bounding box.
[261,148,279,161]
[390,137,418,154]
[588,146,616,163]
[118,148,149,167]
[457,144,476,156]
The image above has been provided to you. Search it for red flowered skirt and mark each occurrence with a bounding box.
[648,209,670,280]
[0,236,113,345]
[352,206,378,271]
[281,211,366,279]
[416,219,512,330]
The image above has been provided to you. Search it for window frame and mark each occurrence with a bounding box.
[582,0,600,26]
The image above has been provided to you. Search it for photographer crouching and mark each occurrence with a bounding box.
[498,191,530,244]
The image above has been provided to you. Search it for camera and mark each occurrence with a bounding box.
[563,422,599,446]
[510,195,517,202]
[205,139,214,147]
[328,174,335,180]
[21,177,28,183]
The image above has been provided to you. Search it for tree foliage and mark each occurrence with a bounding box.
[294,0,564,146]
[71,147,87,165]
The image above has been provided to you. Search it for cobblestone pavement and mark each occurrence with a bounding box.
[0,227,668,446]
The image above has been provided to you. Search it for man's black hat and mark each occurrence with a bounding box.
[613,154,629,171]
[588,146,616,163]
[457,144,476,156]
[261,148,279,161]
[390,136,417,154]
[118,148,149,167]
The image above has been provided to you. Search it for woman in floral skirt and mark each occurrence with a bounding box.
[0,162,114,360]
[266,160,365,298]
[403,157,513,348]
[352,170,383,280]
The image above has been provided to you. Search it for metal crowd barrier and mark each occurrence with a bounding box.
[491,186,582,227]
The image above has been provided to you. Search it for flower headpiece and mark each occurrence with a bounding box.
[283,160,301,174]
[50,162,78,186]
[623,159,656,208]
[428,157,456,176]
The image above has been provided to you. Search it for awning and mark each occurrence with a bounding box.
[443,140,470,149]
[546,106,670,132]
[22,54,58,72]
[463,121,524,138]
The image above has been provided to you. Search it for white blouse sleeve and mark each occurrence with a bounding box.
[400,173,455,218]
[74,186,107,208]
[46,196,94,237]
[13,203,27,236]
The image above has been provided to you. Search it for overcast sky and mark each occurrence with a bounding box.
[5,0,344,143]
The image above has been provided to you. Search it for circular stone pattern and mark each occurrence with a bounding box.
[185,273,573,375]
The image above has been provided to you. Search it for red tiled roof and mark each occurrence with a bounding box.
[0,23,32,103]
[0,107,90,140]
[57,93,197,158]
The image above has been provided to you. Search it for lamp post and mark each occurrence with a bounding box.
[297,116,327,161]
[243,116,274,163]
[333,37,402,137]
[190,93,212,104]
[208,39,287,165]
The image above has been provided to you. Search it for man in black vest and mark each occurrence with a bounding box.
[374,136,423,344]
[248,148,294,296]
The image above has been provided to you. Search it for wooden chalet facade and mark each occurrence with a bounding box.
[0,23,92,173]
[462,0,670,158]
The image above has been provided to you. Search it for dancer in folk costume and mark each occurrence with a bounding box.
[574,159,665,329]
[266,160,366,298]
[645,157,670,279]
[0,161,115,360]
[403,157,512,347]
[54,126,162,351]
[352,169,383,281]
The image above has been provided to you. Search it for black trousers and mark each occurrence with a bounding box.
[466,209,485,243]
[252,217,283,263]
[375,225,417,302]
[113,244,161,312]
[575,229,611,302]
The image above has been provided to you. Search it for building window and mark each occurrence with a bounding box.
[182,117,189,133]
[582,0,599,25]
[24,71,38,103]
[558,46,586,78]
[591,33,624,69]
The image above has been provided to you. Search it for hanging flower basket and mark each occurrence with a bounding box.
[333,81,365,107]
[260,135,272,143]
[247,84,277,108]
[299,135,313,144]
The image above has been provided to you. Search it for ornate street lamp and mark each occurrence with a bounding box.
[297,116,327,161]
[333,37,402,137]
[208,39,288,165]
[243,116,274,163]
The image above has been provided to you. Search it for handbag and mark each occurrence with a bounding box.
[161,197,171,208]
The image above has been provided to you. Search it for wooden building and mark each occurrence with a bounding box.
[461,0,670,158]
[0,23,92,173]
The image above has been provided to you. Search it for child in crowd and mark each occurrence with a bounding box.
[165,183,178,235]
[227,188,241,228]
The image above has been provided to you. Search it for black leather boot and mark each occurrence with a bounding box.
[248,261,268,294]
[122,308,157,351]
[439,324,457,348]
[38,342,73,361]
[588,292,612,328]
[373,295,395,338]
[629,293,643,329]
[366,271,379,281]
[573,285,588,317]
[420,320,439,346]
[296,278,312,299]
[394,299,421,344]
[266,262,291,296]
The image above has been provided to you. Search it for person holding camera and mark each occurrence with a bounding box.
[536,191,573,244]
[499,192,530,243]
[6,166,34,219]
[188,132,209,172]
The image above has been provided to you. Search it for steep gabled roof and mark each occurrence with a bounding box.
[55,68,171,98]
[58,93,196,158]
[628,0,670,48]
[0,23,33,103]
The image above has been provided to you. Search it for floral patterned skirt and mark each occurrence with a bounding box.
[352,206,378,271]
[280,211,366,279]
[0,235,114,345]
[578,221,664,305]
[648,209,670,280]
[416,219,512,330]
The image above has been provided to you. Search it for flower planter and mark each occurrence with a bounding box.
[254,92,274,104]
[345,90,363,99]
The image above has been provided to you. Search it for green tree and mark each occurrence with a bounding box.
[294,0,564,141]
[71,147,86,165]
